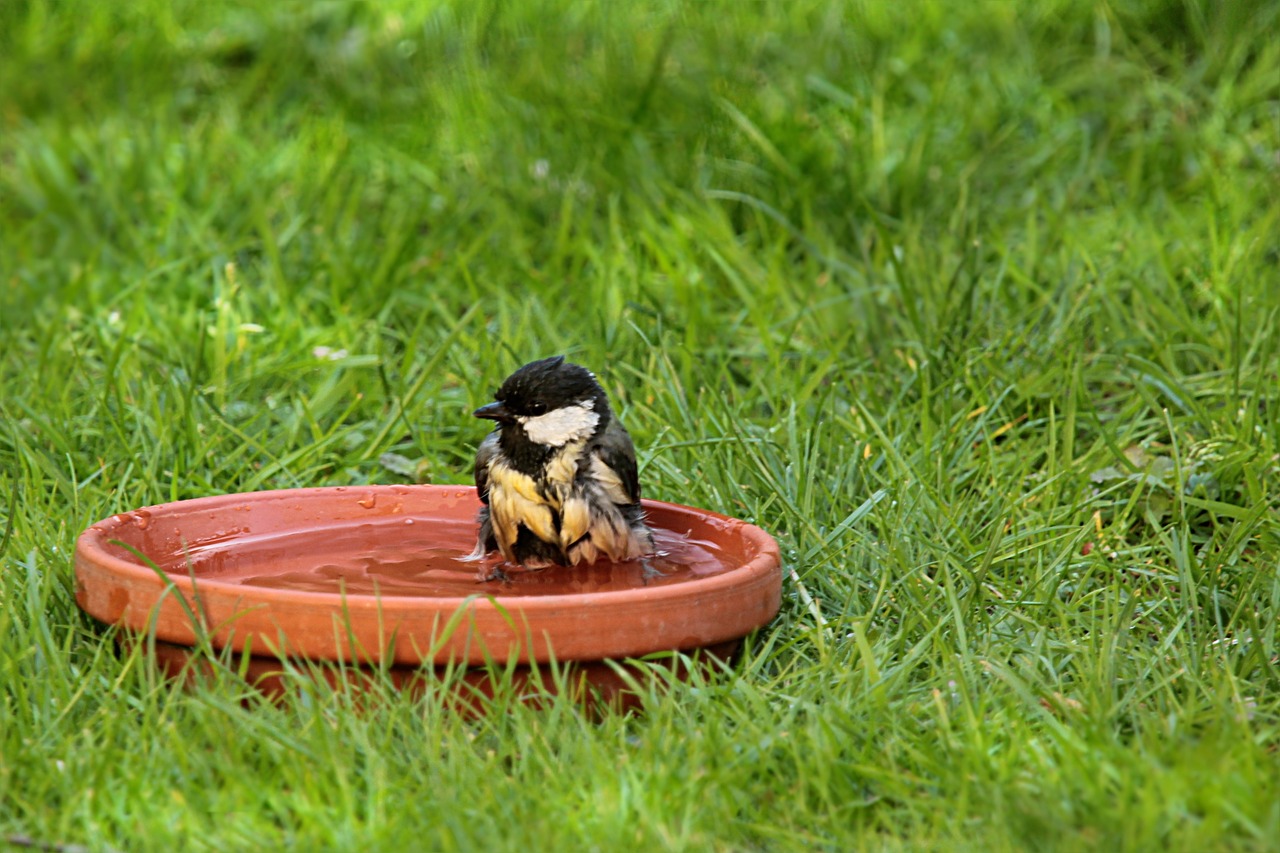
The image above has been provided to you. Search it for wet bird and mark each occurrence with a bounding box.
[466,356,655,575]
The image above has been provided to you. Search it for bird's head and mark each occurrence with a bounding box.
[474,356,611,447]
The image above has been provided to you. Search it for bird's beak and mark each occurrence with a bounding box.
[473,401,514,422]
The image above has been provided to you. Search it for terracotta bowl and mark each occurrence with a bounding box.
[74,485,781,707]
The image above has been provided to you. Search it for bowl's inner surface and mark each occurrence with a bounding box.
[99,493,753,599]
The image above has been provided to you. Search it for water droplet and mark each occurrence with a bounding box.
[357,495,377,509]
[404,518,415,525]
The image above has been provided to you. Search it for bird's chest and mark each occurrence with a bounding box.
[541,442,587,499]
[485,441,592,555]
[489,440,587,512]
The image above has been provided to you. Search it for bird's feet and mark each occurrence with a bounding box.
[476,560,554,583]
[639,557,667,584]
[476,563,511,584]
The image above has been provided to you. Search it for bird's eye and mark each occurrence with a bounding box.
[527,401,548,416]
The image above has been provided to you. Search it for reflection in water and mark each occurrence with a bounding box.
[140,517,738,598]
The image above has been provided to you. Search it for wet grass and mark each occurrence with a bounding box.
[3,0,1279,849]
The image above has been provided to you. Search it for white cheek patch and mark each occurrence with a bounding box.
[519,402,600,447]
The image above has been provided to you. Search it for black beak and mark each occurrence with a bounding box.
[473,401,514,422]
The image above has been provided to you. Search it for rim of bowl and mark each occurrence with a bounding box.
[74,485,781,614]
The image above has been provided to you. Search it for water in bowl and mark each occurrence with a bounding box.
[143,516,736,598]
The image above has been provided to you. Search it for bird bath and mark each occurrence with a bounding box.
[74,485,782,710]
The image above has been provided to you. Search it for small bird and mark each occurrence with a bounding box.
[466,356,655,574]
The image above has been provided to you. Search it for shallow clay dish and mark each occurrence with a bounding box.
[74,486,781,692]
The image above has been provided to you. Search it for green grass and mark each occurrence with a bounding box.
[3,0,1279,848]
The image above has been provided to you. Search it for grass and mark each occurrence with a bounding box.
[2,0,1279,848]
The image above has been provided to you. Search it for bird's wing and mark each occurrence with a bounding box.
[474,431,499,505]
[591,419,642,505]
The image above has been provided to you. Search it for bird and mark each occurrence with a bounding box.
[465,355,655,576]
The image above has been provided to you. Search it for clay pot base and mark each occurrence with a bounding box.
[76,485,781,705]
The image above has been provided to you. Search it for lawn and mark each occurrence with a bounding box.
[2,0,1279,849]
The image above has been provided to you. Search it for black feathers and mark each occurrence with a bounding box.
[494,355,608,424]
